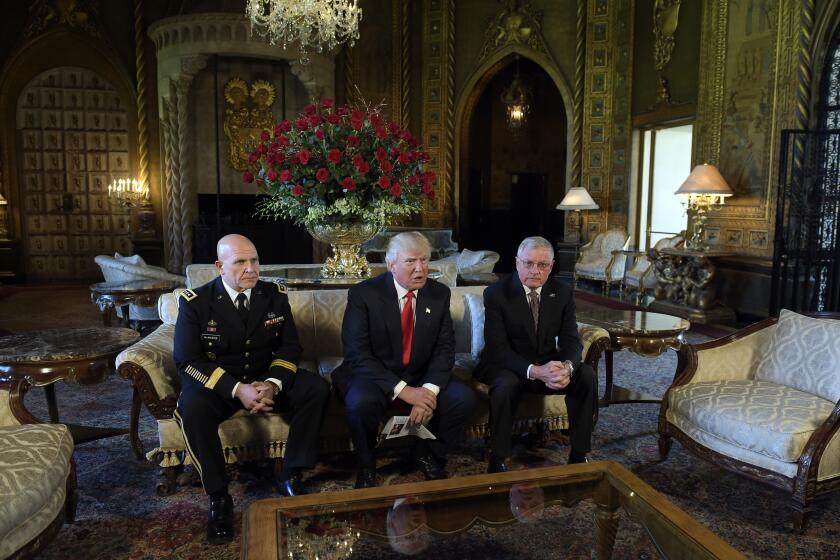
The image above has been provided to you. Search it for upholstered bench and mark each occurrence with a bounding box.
[0,423,76,560]
[117,283,610,495]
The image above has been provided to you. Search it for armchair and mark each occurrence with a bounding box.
[573,229,629,295]
[658,309,840,532]
[620,234,684,305]
[433,248,500,278]
[94,254,186,322]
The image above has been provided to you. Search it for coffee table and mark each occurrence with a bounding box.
[576,310,689,407]
[0,327,140,451]
[243,461,743,559]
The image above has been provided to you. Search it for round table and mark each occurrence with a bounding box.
[0,327,141,453]
[576,310,689,406]
[90,279,183,328]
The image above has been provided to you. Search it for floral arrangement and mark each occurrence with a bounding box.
[243,99,436,228]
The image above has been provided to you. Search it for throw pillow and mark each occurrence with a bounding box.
[457,249,486,272]
[464,292,486,360]
[114,252,147,267]
[755,309,840,402]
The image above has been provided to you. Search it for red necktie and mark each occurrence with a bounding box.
[401,291,414,367]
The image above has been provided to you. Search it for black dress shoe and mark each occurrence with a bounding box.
[487,456,509,474]
[355,467,377,489]
[207,493,234,545]
[277,474,306,497]
[415,454,447,481]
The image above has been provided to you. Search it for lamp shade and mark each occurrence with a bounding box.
[674,164,733,196]
[0,194,7,205]
[556,187,599,210]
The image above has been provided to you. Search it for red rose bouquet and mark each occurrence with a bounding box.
[243,99,436,228]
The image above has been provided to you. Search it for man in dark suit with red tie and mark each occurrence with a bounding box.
[332,232,477,488]
[476,236,597,473]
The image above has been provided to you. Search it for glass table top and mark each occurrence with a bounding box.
[244,462,744,560]
[576,309,690,335]
[0,327,140,363]
[89,279,183,294]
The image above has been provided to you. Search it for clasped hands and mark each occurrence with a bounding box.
[398,385,437,427]
[531,360,572,390]
[235,381,277,414]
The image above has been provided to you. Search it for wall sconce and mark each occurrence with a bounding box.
[556,186,599,243]
[674,164,733,251]
[108,178,156,239]
[0,193,8,239]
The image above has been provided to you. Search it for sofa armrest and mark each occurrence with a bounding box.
[116,324,179,419]
[579,324,610,370]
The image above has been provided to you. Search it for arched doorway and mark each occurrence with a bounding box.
[459,56,567,272]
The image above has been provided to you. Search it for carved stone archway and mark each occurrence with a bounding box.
[148,14,336,272]
[453,6,575,232]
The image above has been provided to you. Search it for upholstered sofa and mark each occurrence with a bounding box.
[116,280,610,495]
[658,309,840,532]
[94,254,186,321]
[433,249,501,277]
[0,419,76,560]
[185,262,461,290]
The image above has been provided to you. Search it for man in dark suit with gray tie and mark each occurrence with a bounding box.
[332,232,477,488]
[476,236,597,473]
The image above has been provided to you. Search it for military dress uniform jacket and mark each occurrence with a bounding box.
[173,276,301,399]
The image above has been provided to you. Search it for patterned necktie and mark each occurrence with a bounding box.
[235,292,249,325]
[401,291,414,367]
[528,290,540,332]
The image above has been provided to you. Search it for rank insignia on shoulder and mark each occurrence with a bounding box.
[180,289,198,302]
[276,283,287,294]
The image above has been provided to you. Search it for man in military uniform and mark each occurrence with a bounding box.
[173,234,329,545]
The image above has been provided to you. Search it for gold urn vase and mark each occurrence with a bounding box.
[307,221,383,278]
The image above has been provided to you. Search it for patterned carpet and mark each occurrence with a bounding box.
[3,285,839,558]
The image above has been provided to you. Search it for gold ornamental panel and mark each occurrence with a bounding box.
[222,78,276,172]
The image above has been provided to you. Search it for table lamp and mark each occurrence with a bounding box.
[674,164,733,251]
[556,187,599,242]
[0,193,8,239]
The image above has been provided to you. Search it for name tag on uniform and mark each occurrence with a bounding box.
[264,316,285,327]
[201,334,220,342]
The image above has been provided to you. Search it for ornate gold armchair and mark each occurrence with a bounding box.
[573,229,629,295]
[620,234,684,305]
[658,309,840,532]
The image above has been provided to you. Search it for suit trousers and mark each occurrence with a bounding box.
[339,376,477,468]
[175,369,330,495]
[478,363,597,459]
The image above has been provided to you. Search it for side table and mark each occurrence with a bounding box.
[90,279,183,328]
[576,310,689,406]
[0,327,141,455]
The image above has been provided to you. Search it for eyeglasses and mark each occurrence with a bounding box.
[516,257,553,271]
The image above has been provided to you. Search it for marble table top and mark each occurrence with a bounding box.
[0,327,139,363]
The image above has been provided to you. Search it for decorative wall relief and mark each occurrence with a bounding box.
[222,78,276,172]
[653,0,681,70]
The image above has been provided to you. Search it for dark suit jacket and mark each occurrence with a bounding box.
[173,277,302,398]
[477,274,581,379]
[332,272,455,397]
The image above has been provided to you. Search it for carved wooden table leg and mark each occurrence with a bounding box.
[594,479,620,560]
[130,386,144,460]
[44,383,60,422]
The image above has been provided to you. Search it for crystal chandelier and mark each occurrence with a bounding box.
[246,0,362,61]
[501,55,531,129]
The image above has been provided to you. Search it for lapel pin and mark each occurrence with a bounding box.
[549,292,556,297]
[425,307,431,314]
[216,294,223,300]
